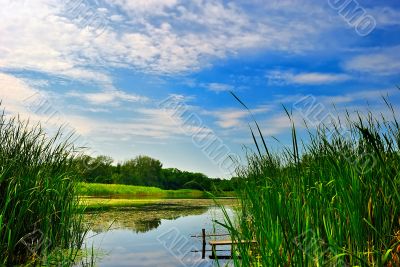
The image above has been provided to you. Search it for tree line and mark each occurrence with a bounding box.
[73,155,237,191]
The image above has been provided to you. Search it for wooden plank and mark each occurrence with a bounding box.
[209,240,257,246]
[190,233,230,237]
[202,229,206,259]
[209,255,238,260]
[191,249,231,252]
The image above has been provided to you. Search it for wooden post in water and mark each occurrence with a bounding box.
[202,228,206,259]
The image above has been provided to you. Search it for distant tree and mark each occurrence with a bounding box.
[73,155,113,183]
[161,168,213,190]
[134,156,163,186]
[183,171,211,190]
[162,168,183,189]
[111,163,124,184]
[119,159,138,185]
[120,156,163,186]
[74,153,236,191]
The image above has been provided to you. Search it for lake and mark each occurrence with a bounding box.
[82,199,237,267]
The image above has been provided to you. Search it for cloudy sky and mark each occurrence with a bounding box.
[1,0,399,178]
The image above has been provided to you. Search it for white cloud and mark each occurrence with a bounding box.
[0,0,343,79]
[69,105,111,113]
[0,72,97,135]
[109,0,178,15]
[0,1,113,82]
[233,87,400,137]
[73,105,215,141]
[206,106,270,128]
[206,83,233,93]
[67,88,149,105]
[367,7,400,27]
[260,113,296,136]
[0,72,39,114]
[267,71,351,85]
[211,109,248,128]
[344,46,400,75]
[109,14,124,22]
[277,88,399,106]
[291,73,351,84]
[1,0,398,82]
[0,73,202,142]
[164,93,196,102]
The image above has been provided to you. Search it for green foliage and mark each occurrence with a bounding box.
[77,182,202,197]
[223,97,400,266]
[120,155,163,186]
[0,110,85,265]
[162,168,210,190]
[74,155,114,184]
[73,155,236,192]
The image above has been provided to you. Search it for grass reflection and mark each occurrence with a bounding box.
[84,199,235,233]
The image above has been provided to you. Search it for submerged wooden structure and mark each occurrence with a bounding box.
[209,239,257,259]
[191,229,257,259]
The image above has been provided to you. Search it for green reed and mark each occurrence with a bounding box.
[0,109,86,266]
[221,96,400,266]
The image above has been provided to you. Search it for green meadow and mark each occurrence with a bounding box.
[77,182,206,198]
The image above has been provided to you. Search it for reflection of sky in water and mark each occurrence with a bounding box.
[83,202,235,267]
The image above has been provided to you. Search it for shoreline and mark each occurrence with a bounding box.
[80,197,238,211]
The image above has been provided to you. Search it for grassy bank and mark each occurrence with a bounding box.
[0,111,84,265]
[223,99,400,266]
[81,197,238,211]
[78,182,235,199]
[78,182,235,211]
[77,182,207,198]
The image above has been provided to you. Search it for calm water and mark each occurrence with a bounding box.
[83,199,236,267]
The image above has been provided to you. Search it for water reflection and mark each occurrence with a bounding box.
[85,205,208,233]
[83,199,235,267]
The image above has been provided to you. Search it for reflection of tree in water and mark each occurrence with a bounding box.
[85,204,208,234]
[134,218,161,233]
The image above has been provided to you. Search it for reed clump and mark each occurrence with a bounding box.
[0,109,85,265]
[223,98,400,266]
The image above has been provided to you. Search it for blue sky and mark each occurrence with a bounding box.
[1,0,400,178]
